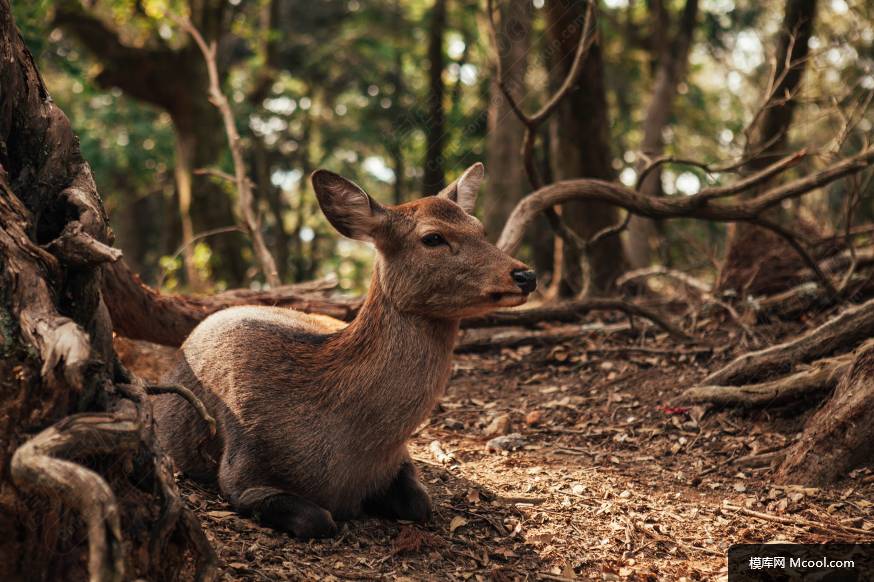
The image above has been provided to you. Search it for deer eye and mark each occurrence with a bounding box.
[421,233,447,247]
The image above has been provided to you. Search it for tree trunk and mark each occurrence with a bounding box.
[423,0,447,194]
[625,0,699,269]
[483,0,531,241]
[776,340,874,486]
[718,0,818,293]
[0,4,216,579]
[545,0,628,296]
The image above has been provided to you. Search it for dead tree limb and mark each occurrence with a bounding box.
[179,17,281,287]
[496,145,874,296]
[704,296,874,385]
[463,298,695,342]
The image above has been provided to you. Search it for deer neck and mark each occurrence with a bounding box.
[325,265,459,445]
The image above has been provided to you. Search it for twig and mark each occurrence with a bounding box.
[722,504,874,538]
[145,383,217,438]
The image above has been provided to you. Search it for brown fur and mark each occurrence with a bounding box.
[152,163,533,534]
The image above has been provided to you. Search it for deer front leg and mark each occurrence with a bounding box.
[363,460,432,522]
[231,486,338,539]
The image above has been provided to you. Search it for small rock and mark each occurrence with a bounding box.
[486,433,526,452]
[483,414,512,436]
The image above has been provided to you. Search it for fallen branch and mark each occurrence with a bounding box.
[462,298,694,342]
[457,322,631,352]
[617,266,713,294]
[722,504,874,538]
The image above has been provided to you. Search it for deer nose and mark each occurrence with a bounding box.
[511,269,537,294]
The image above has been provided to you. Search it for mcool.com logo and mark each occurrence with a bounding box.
[729,544,873,581]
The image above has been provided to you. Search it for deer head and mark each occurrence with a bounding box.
[311,163,536,319]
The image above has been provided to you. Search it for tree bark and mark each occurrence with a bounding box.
[423,0,448,194]
[776,340,874,486]
[0,4,216,579]
[625,0,699,269]
[545,0,628,296]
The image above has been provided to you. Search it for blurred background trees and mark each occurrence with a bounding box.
[13,0,874,297]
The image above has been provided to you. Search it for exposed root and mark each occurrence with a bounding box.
[181,510,220,582]
[776,340,874,486]
[705,296,874,385]
[678,353,852,407]
[10,410,141,582]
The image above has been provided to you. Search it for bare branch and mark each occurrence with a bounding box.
[145,383,217,438]
[177,18,281,288]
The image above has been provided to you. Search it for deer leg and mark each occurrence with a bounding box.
[363,460,432,522]
[230,486,338,539]
[218,453,337,539]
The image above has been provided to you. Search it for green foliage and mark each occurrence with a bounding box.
[19,0,874,291]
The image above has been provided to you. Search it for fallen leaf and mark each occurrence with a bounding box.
[449,515,468,533]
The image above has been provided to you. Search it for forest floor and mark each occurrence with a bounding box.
[117,309,874,581]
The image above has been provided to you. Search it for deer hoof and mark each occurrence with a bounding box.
[255,494,338,539]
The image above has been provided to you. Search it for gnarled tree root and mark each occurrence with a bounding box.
[776,340,874,486]
[704,297,874,385]
[10,410,141,582]
[677,353,853,407]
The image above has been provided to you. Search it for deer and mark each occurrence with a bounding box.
[151,163,537,539]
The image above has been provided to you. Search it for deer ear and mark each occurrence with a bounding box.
[312,170,385,242]
[437,162,483,214]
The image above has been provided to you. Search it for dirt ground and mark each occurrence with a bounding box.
[117,311,874,581]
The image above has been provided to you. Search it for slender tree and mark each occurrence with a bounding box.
[54,0,248,286]
[423,0,448,194]
[546,0,628,295]
[625,0,699,269]
[484,0,532,240]
[718,0,819,292]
